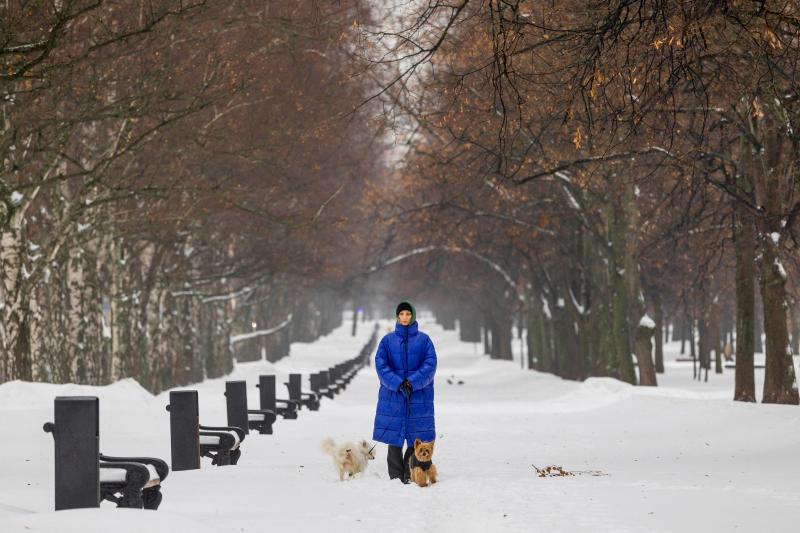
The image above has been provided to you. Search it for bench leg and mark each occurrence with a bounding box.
[230,449,241,465]
[118,488,144,509]
[142,487,162,510]
[250,422,273,434]
[214,450,231,466]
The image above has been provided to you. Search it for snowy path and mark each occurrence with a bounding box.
[2,317,799,532]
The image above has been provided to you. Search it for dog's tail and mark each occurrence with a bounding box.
[320,437,337,456]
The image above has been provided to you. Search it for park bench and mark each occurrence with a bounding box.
[225,380,276,434]
[305,328,378,401]
[167,390,246,469]
[98,454,169,509]
[315,369,338,398]
[199,424,245,466]
[327,366,345,395]
[339,358,360,385]
[309,371,333,399]
[284,373,320,411]
[43,396,169,511]
[256,374,299,419]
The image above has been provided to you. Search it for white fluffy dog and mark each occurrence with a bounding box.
[321,438,375,480]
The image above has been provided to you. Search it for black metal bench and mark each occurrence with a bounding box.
[256,374,299,419]
[314,370,337,398]
[167,390,246,469]
[225,380,276,434]
[43,396,169,511]
[98,454,168,509]
[199,424,245,466]
[329,366,346,393]
[284,373,320,411]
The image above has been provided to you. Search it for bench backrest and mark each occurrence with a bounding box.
[225,380,250,435]
[167,390,201,471]
[287,374,302,402]
[319,370,330,389]
[258,375,277,411]
[45,396,100,511]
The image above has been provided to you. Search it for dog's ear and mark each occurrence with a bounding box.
[414,438,421,449]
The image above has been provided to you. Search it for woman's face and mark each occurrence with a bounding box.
[397,310,412,326]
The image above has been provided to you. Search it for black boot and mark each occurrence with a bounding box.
[387,445,405,481]
[402,445,414,483]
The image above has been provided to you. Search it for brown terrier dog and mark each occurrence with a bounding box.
[408,438,437,487]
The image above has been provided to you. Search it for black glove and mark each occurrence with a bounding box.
[399,379,412,394]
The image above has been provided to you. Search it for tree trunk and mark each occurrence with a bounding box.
[679,313,687,354]
[490,315,513,360]
[790,303,800,358]
[482,318,491,355]
[609,195,637,385]
[712,300,723,375]
[754,297,764,353]
[759,237,799,403]
[734,166,756,401]
[634,321,657,386]
[459,310,482,343]
[753,116,799,405]
[697,290,711,382]
[653,293,665,373]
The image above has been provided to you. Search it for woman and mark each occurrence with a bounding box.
[372,301,437,483]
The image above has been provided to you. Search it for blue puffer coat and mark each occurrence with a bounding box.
[372,321,437,447]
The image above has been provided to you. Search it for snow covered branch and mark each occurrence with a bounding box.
[367,246,524,302]
[229,314,293,346]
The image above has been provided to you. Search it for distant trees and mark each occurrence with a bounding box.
[357,1,800,402]
[1,1,381,391]
[4,1,798,405]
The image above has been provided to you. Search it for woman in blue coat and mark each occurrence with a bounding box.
[373,301,437,482]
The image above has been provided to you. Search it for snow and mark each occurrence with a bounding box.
[775,259,787,281]
[541,296,551,319]
[2,316,800,532]
[10,191,23,205]
[569,287,585,316]
[639,314,656,329]
[771,232,780,244]
[99,464,159,483]
[229,314,293,346]
[561,185,581,211]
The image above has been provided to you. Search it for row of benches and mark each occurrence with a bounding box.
[43,327,379,511]
[174,363,367,469]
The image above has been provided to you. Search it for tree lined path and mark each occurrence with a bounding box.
[3,316,799,532]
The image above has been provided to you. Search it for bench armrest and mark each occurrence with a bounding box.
[99,460,150,488]
[100,454,169,482]
[274,399,300,409]
[200,424,246,442]
[247,408,275,418]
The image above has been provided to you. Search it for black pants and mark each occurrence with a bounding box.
[387,444,414,480]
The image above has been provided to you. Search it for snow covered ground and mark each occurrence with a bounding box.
[2,315,799,532]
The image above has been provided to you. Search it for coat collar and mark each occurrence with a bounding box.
[395,321,419,337]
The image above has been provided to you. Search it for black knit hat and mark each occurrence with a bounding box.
[395,301,415,322]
